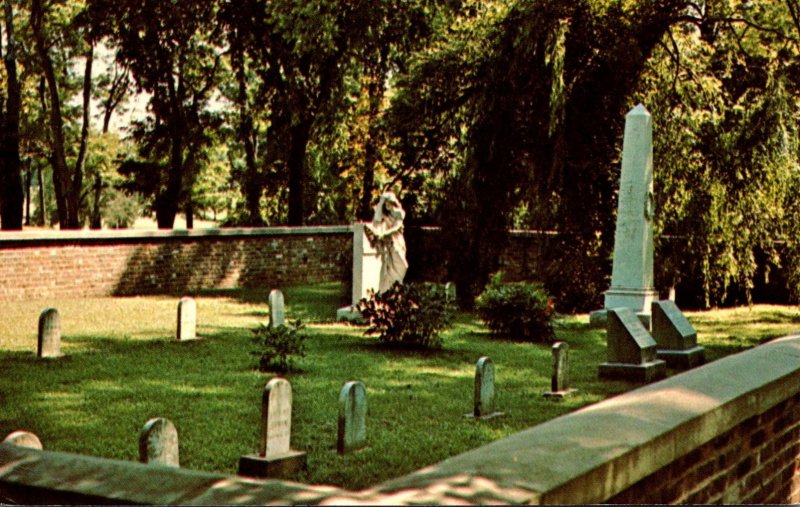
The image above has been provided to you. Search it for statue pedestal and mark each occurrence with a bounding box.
[598,360,666,382]
[657,346,705,370]
[238,450,307,479]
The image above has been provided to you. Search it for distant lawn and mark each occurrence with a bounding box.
[0,284,798,490]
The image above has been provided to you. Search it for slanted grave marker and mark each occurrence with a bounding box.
[651,300,705,369]
[599,307,666,382]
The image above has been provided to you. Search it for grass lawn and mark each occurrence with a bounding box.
[0,283,798,490]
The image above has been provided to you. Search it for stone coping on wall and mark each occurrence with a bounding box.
[2,334,800,504]
[0,225,353,245]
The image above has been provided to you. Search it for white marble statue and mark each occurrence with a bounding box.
[364,192,408,293]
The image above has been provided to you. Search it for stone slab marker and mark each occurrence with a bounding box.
[599,307,666,382]
[269,290,285,328]
[37,308,62,358]
[445,282,456,304]
[3,431,43,450]
[337,381,367,454]
[466,357,504,419]
[543,342,577,399]
[139,417,179,467]
[176,297,197,341]
[651,300,705,369]
[238,378,306,478]
[337,223,382,321]
[590,104,659,327]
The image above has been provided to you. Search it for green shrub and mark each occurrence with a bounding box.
[251,320,307,372]
[475,272,555,342]
[356,282,454,349]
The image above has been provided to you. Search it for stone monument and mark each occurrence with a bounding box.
[336,223,382,321]
[337,381,367,454]
[139,417,179,467]
[3,431,43,450]
[599,307,666,382]
[238,378,306,478]
[543,341,577,399]
[590,104,659,327]
[176,297,197,341]
[466,356,503,419]
[268,289,286,328]
[38,307,62,358]
[651,300,705,369]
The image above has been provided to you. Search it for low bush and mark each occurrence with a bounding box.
[356,282,454,349]
[251,320,307,372]
[475,272,555,342]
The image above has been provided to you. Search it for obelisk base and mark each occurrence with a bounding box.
[598,360,666,383]
[657,346,706,370]
[238,450,307,479]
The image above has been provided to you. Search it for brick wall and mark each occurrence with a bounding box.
[0,227,351,300]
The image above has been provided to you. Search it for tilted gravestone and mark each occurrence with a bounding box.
[590,104,659,327]
[139,417,179,467]
[38,308,62,358]
[544,342,577,399]
[599,307,666,382]
[3,431,43,450]
[337,381,367,454]
[238,378,306,478]
[176,297,197,341]
[268,290,285,328]
[466,357,504,419]
[651,300,705,369]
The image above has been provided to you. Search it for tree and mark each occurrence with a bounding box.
[0,0,23,230]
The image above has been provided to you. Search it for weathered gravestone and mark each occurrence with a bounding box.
[599,307,666,382]
[444,282,457,304]
[543,342,577,399]
[590,104,659,327]
[139,417,179,467]
[337,223,382,321]
[466,357,504,419]
[238,378,306,478]
[3,431,43,450]
[37,307,62,358]
[176,297,197,341]
[651,300,705,369]
[269,289,285,328]
[337,381,367,454]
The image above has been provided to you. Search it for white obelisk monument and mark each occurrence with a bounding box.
[590,104,659,326]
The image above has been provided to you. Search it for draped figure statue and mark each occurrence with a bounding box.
[364,192,408,293]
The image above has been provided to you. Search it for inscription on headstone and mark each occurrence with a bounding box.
[466,357,503,419]
[3,431,43,450]
[269,290,285,328]
[599,307,666,382]
[544,342,577,398]
[651,300,705,369]
[337,381,367,454]
[139,417,179,467]
[177,297,197,341]
[37,308,62,358]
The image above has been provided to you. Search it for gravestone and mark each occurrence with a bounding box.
[176,297,197,341]
[37,307,62,358]
[651,300,705,369]
[590,104,659,327]
[543,342,577,399]
[466,357,504,419]
[269,290,285,328]
[139,417,179,467]
[3,430,43,450]
[599,307,666,382]
[337,381,367,454]
[337,223,382,321]
[444,282,456,304]
[238,378,306,478]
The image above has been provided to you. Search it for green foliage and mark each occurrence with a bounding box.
[101,190,142,229]
[356,282,453,349]
[475,272,555,342]
[251,320,307,373]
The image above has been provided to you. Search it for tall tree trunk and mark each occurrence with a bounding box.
[73,42,93,208]
[358,64,387,221]
[24,168,30,225]
[0,0,23,230]
[156,72,184,229]
[232,45,263,226]
[90,173,102,229]
[287,120,312,225]
[36,164,45,226]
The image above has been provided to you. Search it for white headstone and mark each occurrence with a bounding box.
[466,356,503,419]
[591,104,659,325]
[3,430,43,450]
[337,381,367,454]
[260,378,292,458]
[37,308,62,358]
[139,417,179,467]
[176,297,197,341]
[269,290,286,328]
[337,223,382,321]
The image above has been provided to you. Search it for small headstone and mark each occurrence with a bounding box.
[269,290,285,328]
[543,342,577,399]
[651,300,705,369]
[176,297,197,341]
[444,282,456,303]
[337,381,367,454]
[466,357,503,419]
[238,378,306,478]
[139,417,179,467]
[599,308,666,382]
[37,307,62,358]
[3,430,42,450]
